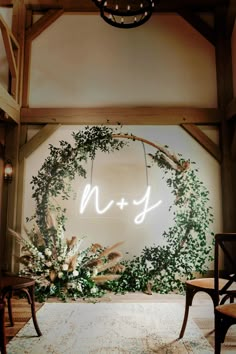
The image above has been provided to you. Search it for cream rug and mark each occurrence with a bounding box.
[7,303,213,354]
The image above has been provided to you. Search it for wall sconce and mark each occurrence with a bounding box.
[4,160,13,182]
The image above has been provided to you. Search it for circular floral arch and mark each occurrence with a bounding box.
[18,126,214,300]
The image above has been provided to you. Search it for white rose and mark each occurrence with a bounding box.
[62,263,69,271]
[57,256,62,262]
[161,270,166,277]
[77,283,82,292]
[58,272,63,278]
[45,248,52,257]
[92,268,98,276]
[72,270,79,277]
[90,287,97,294]
[46,261,52,267]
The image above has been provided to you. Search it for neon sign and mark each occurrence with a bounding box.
[80,184,162,224]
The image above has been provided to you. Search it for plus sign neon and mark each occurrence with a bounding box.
[116,198,129,210]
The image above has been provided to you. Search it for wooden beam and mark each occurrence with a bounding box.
[26,9,64,41]
[181,123,221,161]
[20,0,226,12]
[0,83,20,123]
[19,123,60,161]
[20,106,221,125]
[178,9,216,45]
[12,0,27,105]
[0,15,18,79]
[215,6,235,233]
[14,124,28,272]
[0,0,227,11]
[215,8,233,108]
[4,123,21,271]
[225,0,236,38]
[226,97,236,120]
[0,0,14,6]
[231,122,236,159]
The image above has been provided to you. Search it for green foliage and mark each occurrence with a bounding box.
[22,126,214,300]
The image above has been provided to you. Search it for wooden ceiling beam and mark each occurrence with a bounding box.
[19,123,60,161]
[225,0,236,38]
[0,0,227,12]
[0,0,14,6]
[0,83,20,123]
[177,9,216,45]
[26,9,64,41]
[20,106,221,125]
[181,123,221,161]
[226,97,236,120]
[0,15,18,79]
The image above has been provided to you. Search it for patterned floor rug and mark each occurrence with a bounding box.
[7,302,213,354]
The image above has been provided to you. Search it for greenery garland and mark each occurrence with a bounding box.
[13,126,214,301]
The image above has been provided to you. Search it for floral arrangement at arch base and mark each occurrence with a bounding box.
[9,225,125,302]
[9,126,214,302]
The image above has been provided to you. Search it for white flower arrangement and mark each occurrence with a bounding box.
[8,218,124,302]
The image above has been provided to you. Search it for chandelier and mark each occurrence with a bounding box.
[92,1,155,29]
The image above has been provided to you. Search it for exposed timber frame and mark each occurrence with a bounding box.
[20,107,221,125]
[0,14,20,122]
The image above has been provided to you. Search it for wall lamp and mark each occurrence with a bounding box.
[4,160,13,182]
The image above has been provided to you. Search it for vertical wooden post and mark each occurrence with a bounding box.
[215,7,235,231]
[2,0,27,272]
[215,7,236,270]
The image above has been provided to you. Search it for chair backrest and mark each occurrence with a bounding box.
[214,233,236,298]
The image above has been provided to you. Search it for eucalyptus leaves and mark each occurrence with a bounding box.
[20,125,213,300]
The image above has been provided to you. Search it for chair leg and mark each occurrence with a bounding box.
[215,310,221,354]
[28,285,42,337]
[179,287,195,339]
[0,302,6,354]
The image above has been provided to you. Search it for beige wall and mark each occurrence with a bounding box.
[30,13,217,108]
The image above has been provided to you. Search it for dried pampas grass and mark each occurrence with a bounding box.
[98,241,124,258]
[95,255,123,273]
[107,251,122,260]
[90,243,103,253]
[66,236,78,249]
[67,253,79,272]
[92,274,121,284]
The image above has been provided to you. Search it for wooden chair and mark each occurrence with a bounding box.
[179,233,236,339]
[0,275,42,338]
[0,300,6,354]
[215,303,236,353]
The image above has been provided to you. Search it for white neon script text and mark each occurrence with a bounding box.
[133,186,162,224]
[80,184,114,214]
[79,184,162,224]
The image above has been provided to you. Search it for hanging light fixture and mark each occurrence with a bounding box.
[93,0,155,29]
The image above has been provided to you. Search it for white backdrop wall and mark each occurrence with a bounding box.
[30,13,217,108]
[23,125,222,265]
